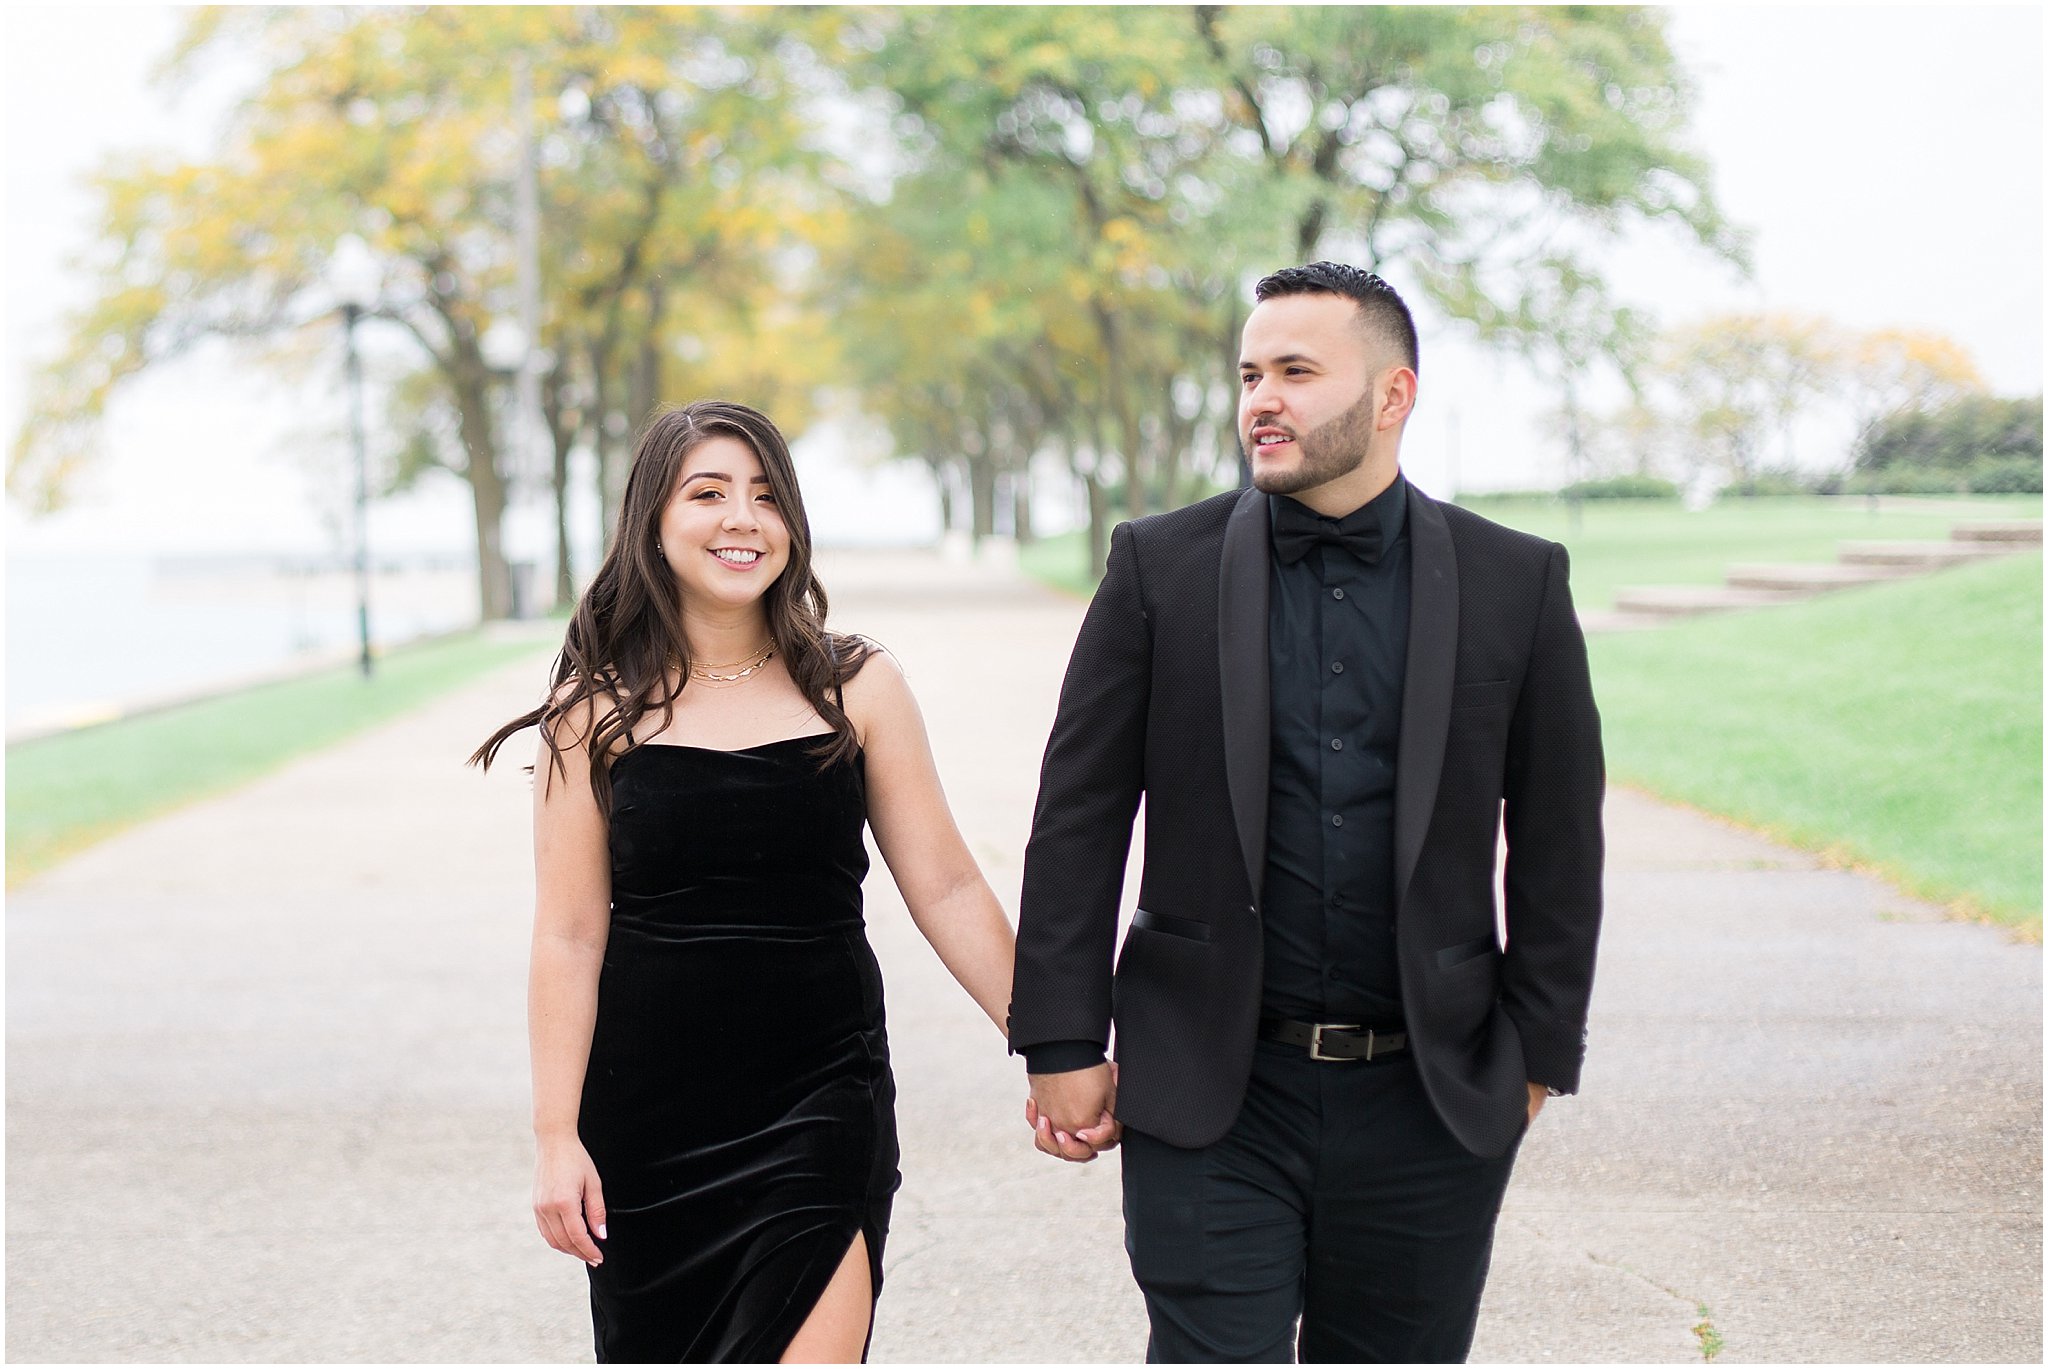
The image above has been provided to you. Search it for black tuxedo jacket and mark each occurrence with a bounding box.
[1010,482,1604,1158]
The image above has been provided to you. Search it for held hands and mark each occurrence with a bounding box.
[534,1134,608,1267]
[1025,1062,1122,1162]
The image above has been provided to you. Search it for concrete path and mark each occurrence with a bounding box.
[8,549,2039,1362]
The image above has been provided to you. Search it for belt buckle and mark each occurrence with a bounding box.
[1309,1022,1364,1062]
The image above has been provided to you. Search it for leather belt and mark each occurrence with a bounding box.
[1260,1017,1408,1062]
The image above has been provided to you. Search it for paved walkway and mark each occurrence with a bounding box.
[8,550,2039,1362]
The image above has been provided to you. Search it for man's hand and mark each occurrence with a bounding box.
[1526,1081,1548,1127]
[1026,1062,1121,1162]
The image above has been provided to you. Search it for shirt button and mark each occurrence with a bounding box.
[1331,661,1345,674]
[1331,738,1344,751]
[1331,814,1344,827]
[1332,588,1345,600]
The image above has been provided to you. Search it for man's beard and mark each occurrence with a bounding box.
[1244,388,1376,496]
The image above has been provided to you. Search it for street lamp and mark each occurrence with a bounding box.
[329,235,379,678]
[481,317,541,620]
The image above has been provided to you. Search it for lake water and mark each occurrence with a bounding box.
[7,553,482,735]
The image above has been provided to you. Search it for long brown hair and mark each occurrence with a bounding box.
[471,399,872,812]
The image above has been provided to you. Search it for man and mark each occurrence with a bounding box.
[1009,261,1604,1362]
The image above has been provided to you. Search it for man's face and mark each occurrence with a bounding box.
[1237,293,1382,497]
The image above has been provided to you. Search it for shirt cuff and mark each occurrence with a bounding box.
[1024,1040,1107,1074]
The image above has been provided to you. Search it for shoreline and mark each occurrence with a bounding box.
[5,620,559,746]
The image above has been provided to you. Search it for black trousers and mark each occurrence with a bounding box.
[1120,1039,1522,1363]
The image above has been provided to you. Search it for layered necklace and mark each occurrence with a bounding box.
[684,641,776,686]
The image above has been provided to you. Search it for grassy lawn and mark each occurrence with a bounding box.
[7,628,551,885]
[1471,493,2040,612]
[1019,493,2041,611]
[1018,531,1100,599]
[1590,552,2042,931]
[1017,494,2042,933]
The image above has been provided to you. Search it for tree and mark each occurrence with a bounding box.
[818,160,1081,548]
[1653,313,1842,492]
[1568,396,1683,482]
[829,7,1252,575]
[1856,394,2042,474]
[1482,257,1651,522]
[1839,327,1983,464]
[11,7,827,618]
[826,6,1739,572]
[1194,8,1746,351]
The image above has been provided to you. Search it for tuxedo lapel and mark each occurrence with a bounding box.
[1217,487,1271,909]
[1395,486,1458,907]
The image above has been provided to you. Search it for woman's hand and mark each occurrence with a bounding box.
[534,1135,608,1267]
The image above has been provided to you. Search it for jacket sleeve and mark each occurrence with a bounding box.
[1499,542,1605,1094]
[1009,520,1152,1057]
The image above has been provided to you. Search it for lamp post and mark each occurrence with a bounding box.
[330,235,379,678]
[480,317,536,619]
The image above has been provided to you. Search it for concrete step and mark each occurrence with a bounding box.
[1837,540,2016,567]
[1724,562,1914,592]
[1612,585,1809,617]
[1950,520,2043,544]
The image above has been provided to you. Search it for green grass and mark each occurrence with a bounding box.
[1589,552,2042,930]
[1470,493,2040,612]
[1018,494,2042,612]
[1019,530,1099,598]
[1016,494,2043,931]
[7,628,550,885]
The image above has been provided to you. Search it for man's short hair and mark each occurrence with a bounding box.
[1253,261,1419,376]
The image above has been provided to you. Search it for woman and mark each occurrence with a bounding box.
[473,400,1019,1363]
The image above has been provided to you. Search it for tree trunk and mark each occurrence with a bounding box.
[1220,310,1250,489]
[1158,372,1199,511]
[1090,298,1149,521]
[1297,199,1328,259]
[450,351,512,620]
[1562,383,1585,533]
[930,455,955,533]
[1121,404,1148,520]
[1085,469,1110,582]
[588,339,626,552]
[628,279,668,443]
[542,360,576,608]
[1011,459,1034,544]
[969,447,998,543]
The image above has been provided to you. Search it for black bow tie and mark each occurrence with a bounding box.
[1272,499,1383,566]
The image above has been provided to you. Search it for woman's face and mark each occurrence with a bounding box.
[657,435,791,615]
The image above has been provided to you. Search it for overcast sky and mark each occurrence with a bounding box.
[3,4,2041,557]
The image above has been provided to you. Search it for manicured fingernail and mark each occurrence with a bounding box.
[597,1224,607,1240]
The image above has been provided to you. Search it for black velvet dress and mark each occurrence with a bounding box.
[579,736,899,1363]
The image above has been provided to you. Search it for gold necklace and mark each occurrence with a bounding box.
[685,643,775,684]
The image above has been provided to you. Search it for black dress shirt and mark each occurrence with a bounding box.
[1261,475,1410,1024]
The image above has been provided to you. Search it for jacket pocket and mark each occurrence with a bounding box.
[1452,679,1514,710]
[1132,906,1211,943]
[1436,934,1497,970]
